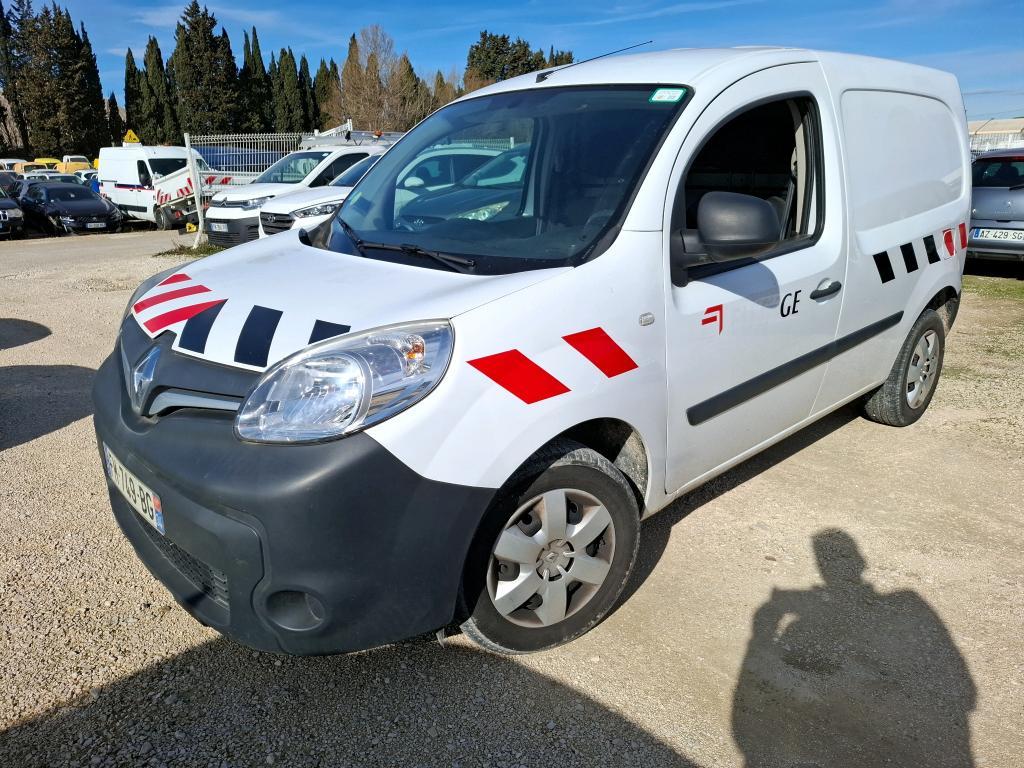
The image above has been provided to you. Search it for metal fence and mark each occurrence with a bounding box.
[969,131,1024,157]
[187,132,307,187]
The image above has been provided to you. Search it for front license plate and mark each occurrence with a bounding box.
[974,228,1024,241]
[103,444,164,534]
[86,222,106,229]
[209,221,228,233]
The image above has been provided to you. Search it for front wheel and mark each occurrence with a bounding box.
[862,309,945,427]
[460,440,640,654]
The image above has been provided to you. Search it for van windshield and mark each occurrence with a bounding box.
[327,85,688,273]
[150,158,188,177]
[256,151,332,184]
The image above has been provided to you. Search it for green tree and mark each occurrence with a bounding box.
[391,52,428,130]
[313,57,338,130]
[340,33,360,125]
[74,22,107,154]
[275,48,303,131]
[5,0,35,151]
[465,30,566,91]
[0,0,29,150]
[20,4,60,154]
[431,70,457,111]
[143,36,179,143]
[171,1,236,133]
[238,27,271,132]
[547,46,573,66]
[298,53,316,130]
[123,48,140,135]
[106,91,124,147]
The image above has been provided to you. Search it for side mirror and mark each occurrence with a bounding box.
[698,191,779,263]
[403,175,425,189]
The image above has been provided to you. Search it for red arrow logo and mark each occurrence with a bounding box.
[702,304,724,334]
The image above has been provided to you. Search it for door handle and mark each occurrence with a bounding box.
[809,279,842,300]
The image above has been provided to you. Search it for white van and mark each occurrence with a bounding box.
[95,48,969,656]
[98,145,212,228]
[205,146,386,246]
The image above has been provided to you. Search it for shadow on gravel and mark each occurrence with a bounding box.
[732,529,977,768]
[0,318,50,351]
[619,404,860,609]
[0,638,701,767]
[0,365,94,451]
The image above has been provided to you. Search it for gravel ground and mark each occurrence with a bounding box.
[1,233,1022,767]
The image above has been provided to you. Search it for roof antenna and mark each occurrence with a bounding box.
[536,40,653,83]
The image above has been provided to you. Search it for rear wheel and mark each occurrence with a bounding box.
[460,440,640,654]
[862,309,945,427]
[155,207,174,231]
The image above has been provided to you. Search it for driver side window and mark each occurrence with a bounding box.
[672,96,823,267]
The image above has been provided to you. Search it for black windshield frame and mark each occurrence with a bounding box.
[323,83,692,274]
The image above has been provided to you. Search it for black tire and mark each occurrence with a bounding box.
[460,439,640,654]
[862,309,945,427]
[155,208,174,231]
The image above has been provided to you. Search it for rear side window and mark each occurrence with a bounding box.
[972,157,1024,188]
[311,153,368,187]
[841,90,964,230]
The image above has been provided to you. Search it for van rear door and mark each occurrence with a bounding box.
[662,62,846,492]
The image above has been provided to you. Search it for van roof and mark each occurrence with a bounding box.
[464,46,959,101]
[99,145,192,159]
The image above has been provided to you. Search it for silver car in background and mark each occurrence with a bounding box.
[968,149,1024,261]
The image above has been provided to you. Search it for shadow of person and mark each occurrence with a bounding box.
[731,529,976,768]
[0,638,701,768]
[0,365,95,451]
[0,318,51,351]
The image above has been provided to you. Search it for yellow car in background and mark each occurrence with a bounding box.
[34,157,60,168]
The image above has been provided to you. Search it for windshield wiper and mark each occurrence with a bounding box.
[1008,182,1024,191]
[358,241,477,274]
[335,216,367,257]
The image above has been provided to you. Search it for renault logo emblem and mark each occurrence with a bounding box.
[130,346,161,414]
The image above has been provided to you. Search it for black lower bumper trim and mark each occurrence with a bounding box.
[93,349,496,654]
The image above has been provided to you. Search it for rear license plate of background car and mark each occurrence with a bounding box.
[974,228,1024,241]
[103,443,164,534]
[86,222,105,229]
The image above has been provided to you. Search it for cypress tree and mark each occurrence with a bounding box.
[171,1,236,134]
[106,91,124,147]
[21,4,60,154]
[340,34,362,127]
[74,21,107,155]
[297,54,316,131]
[0,0,29,150]
[143,36,179,143]
[6,0,34,151]
[313,57,338,130]
[123,48,140,134]
[135,51,159,143]
[249,27,271,131]
[277,48,303,132]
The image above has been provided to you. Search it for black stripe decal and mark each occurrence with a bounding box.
[900,242,918,273]
[309,320,351,344]
[872,251,895,283]
[178,300,226,353]
[686,312,904,426]
[234,306,283,367]
[923,235,941,264]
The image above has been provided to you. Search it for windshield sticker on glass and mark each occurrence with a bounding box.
[649,88,686,104]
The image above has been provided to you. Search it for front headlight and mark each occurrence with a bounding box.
[241,196,272,211]
[455,201,510,221]
[293,201,342,218]
[236,320,453,443]
[122,264,187,321]
[7,208,22,218]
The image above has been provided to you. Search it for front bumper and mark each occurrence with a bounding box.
[0,217,23,235]
[205,214,259,247]
[92,342,495,654]
[967,221,1024,261]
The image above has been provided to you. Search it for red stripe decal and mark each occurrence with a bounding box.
[143,300,225,333]
[958,222,968,249]
[562,327,637,378]
[468,350,570,404]
[133,284,210,313]
[158,273,190,286]
[943,228,955,258]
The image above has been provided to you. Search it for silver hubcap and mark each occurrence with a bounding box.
[487,488,615,628]
[906,329,939,409]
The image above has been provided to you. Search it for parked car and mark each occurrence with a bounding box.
[397,147,530,231]
[75,169,98,183]
[96,48,969,656]
[30,172,82,185]
[0,188,24,237]
[34,157,60,169]
[259,154,383,237]
[0,170,21,196]
[0,158,28,171]
[205,145,387,246]
[56,154,92,173]
[13,162,47,174]
[10,178,42,201]
[967,149,1024,261]
[20,182,122,235]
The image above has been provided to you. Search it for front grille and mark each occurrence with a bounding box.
[138,519,230,609]
[207,223,259,247]
[260,212,294,235]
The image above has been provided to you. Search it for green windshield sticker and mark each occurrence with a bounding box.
[649,88,686,104]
